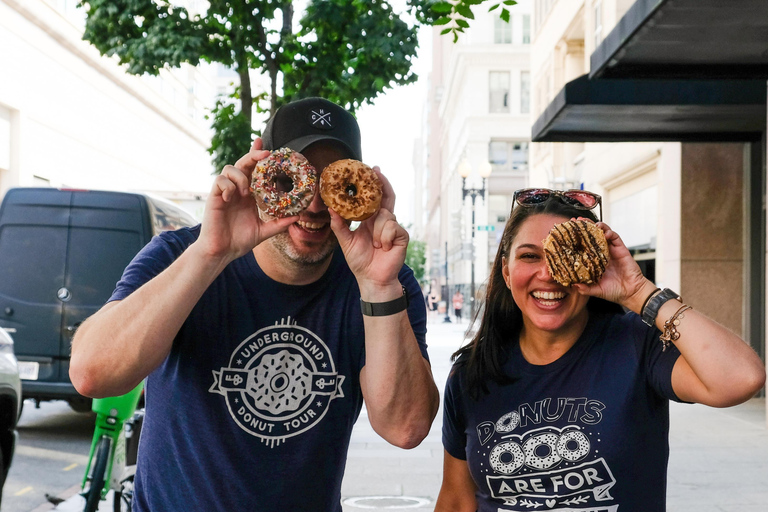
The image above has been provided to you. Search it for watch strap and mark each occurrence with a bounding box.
[641,288,681,326]
[360,286,409,317]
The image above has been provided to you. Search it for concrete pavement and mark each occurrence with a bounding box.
[41,320,768,511]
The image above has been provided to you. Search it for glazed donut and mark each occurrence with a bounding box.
[249,350,312,415]
[489,441,525,475]
[319,159,383,221]
[495,411,520,433]
[556,430,590,462]
[251,148,317,218]
[523,432,562,470]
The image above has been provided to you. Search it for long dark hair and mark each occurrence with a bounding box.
[453,197,623,399]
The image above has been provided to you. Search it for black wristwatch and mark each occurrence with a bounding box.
[641,288,681,326]
[360,286,409,317]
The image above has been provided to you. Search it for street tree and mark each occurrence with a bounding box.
[77,0,421,171]
[405,238,427,286]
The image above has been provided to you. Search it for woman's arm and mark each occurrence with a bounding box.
[434,450,478,512]
[577,222,765,407]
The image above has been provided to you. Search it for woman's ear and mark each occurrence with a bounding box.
[501,257,511,289]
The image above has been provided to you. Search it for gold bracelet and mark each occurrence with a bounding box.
[659,304,692,351]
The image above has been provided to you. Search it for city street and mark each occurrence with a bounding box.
[3,400,94,512]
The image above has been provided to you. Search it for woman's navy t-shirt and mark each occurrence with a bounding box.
[443,310,683,512]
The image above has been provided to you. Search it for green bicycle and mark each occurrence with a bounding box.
[81,382,144,512]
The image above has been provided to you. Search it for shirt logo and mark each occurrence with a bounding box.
[210,318,345,447]
[309,108,333,130]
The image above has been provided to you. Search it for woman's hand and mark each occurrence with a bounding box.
[197,138,297,263]
[329,167,408,297]
[572,220,652,311]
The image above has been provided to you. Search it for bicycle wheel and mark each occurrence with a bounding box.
[84,436,112,512]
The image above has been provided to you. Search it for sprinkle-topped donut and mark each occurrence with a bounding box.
[319,159,382,221]
[251,148,317,217]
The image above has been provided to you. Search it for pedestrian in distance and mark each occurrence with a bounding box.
[452,289,464,323]
[428,289,439,323]
[69,97,440,512]
[434,188,765,512]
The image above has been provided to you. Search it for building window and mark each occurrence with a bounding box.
[594,0,603,48]
[489,141,529,172]
[489,71,511,113]
[523,15,531,44]
[0,105,11,172]
[494,16,512,44]
[521,71,530,114]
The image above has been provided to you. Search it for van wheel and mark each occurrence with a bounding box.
[0,443,5,507]
[69,398,93,413]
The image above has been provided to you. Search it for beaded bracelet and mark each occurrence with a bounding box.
[659,304,693,351]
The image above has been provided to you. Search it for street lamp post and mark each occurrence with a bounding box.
[443,241,452,323]
[458,158,492,318]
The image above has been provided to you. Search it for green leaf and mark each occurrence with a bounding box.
[456,19,470,28]
[503,1,518,5]
[434,16,452,25]
[440,28,452,35]
[500,7,511,23]
[489,4,500,12]
[431,2,453,14]
[456,6,475,19]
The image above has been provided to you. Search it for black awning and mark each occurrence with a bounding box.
[590,0,768,80]
[532,75,766,143]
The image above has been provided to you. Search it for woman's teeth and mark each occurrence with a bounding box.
[532,291,565,303]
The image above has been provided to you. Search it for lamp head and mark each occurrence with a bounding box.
[458,158,472,179]
[478,161,493,178]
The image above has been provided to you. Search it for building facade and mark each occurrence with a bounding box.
[424,0,533,316]
[0,0,218,217]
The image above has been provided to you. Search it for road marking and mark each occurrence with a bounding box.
[63,463,79,471]
[14,486,33,496]
[14,444,89,464]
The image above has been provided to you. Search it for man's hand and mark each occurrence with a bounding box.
[198,138,297,262]
[329,168,408,294]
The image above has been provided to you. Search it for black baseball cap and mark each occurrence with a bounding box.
[261,97,362,161]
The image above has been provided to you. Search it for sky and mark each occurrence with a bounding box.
[354,24,432,230]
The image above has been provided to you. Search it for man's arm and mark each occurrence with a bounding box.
[329,169,439,449]
[358,282,439,449]
[70,140,297,398]
[70,242,233,398]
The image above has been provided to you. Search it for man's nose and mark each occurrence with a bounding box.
[306,184,327,213]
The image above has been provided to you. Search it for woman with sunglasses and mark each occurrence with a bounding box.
[435,188,765,512]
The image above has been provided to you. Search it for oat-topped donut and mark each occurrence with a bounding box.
[319,159,382,221]
[251,148,317,218]
[542,219,609,286]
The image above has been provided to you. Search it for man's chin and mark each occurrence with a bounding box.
[270,231,337,266]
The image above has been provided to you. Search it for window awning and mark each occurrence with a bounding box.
[590,0,768,80]
[532,75,766,143]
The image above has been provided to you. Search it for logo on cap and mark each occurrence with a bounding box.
[309,108,333,130]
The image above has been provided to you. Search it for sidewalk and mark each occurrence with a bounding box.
[44,320,768,511]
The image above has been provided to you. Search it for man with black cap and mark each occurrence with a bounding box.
[69,97,439,511]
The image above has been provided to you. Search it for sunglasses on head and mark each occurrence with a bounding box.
[512,188,602,221]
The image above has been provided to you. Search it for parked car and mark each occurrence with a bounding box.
[0,187,198,412]
[0,327,21,507]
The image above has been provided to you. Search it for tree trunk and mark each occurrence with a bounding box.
[239,65,252,123]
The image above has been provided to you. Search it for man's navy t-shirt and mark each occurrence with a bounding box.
[109,226,428,511]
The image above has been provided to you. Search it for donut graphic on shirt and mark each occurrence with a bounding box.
[209,318,345,447]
